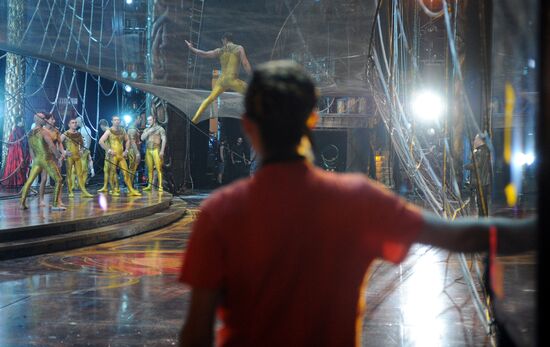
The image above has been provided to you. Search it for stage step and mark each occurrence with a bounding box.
[0,198,172,243]
[0,202,187,260]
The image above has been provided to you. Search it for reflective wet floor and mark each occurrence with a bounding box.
[0,206,535,346]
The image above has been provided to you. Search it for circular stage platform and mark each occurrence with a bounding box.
[0,190,187,260]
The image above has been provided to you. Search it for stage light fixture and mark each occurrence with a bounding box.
[411,90,445,122]
[126,0,133,4]
[121,70,129,78]
[124,84,132,93]
[130,71,138,79]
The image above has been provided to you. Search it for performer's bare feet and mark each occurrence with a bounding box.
[97,187,108,193]
[158,186,163,192]
[110,190,120,197]
[81,192,94,198]
[143,185,152,192]
[128,190,142,197]
[68,192,75,198]
[20,202,28,210]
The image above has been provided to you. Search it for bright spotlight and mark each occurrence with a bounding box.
[121,70,129,78]
[513,152,536,166]
[126,0,133,4]
[130,71,138,79]
[123,114,132,125]
[412,90,445,122]
[124,84,132,93]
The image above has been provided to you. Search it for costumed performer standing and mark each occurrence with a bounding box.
[39,114,66,207]
[185,32,252,124]
[98,115,141,197]
[127,122,141,185]
[20,112,65,210]
[97,119,117,193]
[61,118,94,198]
[140,115,166,192]
[75,116,95,184]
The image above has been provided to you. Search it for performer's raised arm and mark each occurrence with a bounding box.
[239,46,252,75]
[160,127,167,159]
[185,40,220,59]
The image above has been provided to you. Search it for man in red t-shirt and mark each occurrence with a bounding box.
[179,61,535,347]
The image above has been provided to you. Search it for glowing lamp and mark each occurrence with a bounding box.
[123,114,132,125]
[411,90,445,122]
[124,84,132,93]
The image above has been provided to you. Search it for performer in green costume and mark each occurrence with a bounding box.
[20,113,65,210]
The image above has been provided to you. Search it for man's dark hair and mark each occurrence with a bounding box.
[99,119,109,127]
[221,32,234,42]
[112,115,120,120]
[245,60,317,159]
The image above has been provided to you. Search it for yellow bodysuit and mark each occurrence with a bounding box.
[20,127,63,208]
[98,136,118,193]
[106,127,141,196]
[63,131,93,198]
[191,43,248,123]
[127,127,141,183]
[142,125,165,192]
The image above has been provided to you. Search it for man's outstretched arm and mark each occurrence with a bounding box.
[185,40,220,59]
[239,46,252,75]
[179,287,220,347]
[417,212,537,255]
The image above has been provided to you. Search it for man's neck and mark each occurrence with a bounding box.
[69,128,77,133]
[112,125,120,131]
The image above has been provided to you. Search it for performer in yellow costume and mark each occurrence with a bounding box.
[185,32,252,124]
[20,113,65,210]
[140,115,166,192]
[99,115,141,196]
[61,118,94,198]
[127,124,141,184]
[76,116,94,185]
[39,114,66,207]
[97,119,117,193]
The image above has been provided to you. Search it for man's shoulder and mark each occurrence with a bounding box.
[200,179,251,213]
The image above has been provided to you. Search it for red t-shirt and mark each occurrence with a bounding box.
[180,160,424,347]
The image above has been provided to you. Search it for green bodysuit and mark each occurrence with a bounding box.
[20,127,63,208]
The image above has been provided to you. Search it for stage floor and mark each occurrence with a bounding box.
[0,193,536,346]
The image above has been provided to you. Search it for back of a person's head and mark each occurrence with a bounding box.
[245,60,317,158]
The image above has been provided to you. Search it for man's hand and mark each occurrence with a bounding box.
[185,40,193,49]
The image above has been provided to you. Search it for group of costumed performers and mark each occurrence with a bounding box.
[17,111,166,210]
[98,114,166,196]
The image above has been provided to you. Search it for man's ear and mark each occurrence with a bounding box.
[306,111,319,129]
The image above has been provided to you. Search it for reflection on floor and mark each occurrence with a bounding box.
[0,207,534,346]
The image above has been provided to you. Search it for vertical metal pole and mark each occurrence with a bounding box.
[2,0,25,170]
[145,0,154,121]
